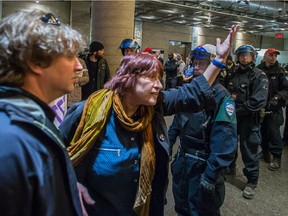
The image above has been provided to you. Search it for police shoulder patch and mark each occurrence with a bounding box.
[214,96,237,124]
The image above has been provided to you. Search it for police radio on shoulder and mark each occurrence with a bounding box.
[212,58,226,69]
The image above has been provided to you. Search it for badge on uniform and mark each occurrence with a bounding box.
[214,96,237,123]
[225,101,235,117]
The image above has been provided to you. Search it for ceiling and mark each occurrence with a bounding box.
[135,0,288,38]
[3,0,288,39]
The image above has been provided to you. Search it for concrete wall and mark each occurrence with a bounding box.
[141,21,192,60]
[141,20,285,62]
[90,1,135,75]
[71,1,91,45]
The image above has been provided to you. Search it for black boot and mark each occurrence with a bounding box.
[259,151,271,163]
[268,157,281,171]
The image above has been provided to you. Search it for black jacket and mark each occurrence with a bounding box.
[164,58,178,77]
[81,54,110,100]
[225,64,269,116]
[257,61,288,109]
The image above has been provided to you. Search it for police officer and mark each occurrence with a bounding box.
[164,52,179,89]
[225,45,268,199]
[257,48,288,171]
[169,44,237,216]
[119,38,140,56]
[282,65,288,146]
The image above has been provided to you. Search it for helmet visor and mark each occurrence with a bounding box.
[191,50,212,60]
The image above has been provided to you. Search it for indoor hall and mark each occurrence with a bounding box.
[164,115,288,216]
[1,1,288,216]
[2,0,288,73]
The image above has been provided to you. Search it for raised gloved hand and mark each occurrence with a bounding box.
[269,95,279,107]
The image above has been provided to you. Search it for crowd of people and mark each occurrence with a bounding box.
[2,7,288,216]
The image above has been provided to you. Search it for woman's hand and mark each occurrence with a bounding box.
[77,182,95,216]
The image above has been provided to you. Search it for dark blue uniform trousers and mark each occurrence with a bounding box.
[231,117,261,184]
[171,149,225,216]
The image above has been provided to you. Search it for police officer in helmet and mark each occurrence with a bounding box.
[119,38,140,56]
[225,45,268,199]
[169,44,237,216]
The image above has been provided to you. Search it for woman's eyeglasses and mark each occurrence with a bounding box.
[40,13,61,26]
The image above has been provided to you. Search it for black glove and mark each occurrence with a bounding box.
[200,175,215,192]
[198,175,220,212]
[269,96,279,107]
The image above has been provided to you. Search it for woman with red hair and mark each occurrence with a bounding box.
[60,25,239,216]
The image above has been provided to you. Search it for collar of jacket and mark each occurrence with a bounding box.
[0,85,55,123]
[0,86,66,148]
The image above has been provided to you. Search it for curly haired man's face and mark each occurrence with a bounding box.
[41,56,83,99]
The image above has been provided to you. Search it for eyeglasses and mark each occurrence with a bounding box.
[40,13,61,26]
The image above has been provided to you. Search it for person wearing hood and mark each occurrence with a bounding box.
[257,48,288,171]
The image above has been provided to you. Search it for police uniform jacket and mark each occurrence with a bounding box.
[169,80,237,183]
[226,63,269,117]
[60,75,216,216]
[257,61,288,109]
[0,86,82,216]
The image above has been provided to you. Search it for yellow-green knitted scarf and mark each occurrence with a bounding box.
[67,89,156,216]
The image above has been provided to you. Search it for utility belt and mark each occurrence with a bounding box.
[179,143,209,161]
[181,138,208,150]
[179,144,229,175]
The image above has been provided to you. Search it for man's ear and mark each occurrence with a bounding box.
[26,61,43,75]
